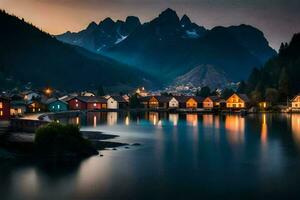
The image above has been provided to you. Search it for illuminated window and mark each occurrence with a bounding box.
[75,99,78,102]
[76,103,79,107]
[94,103,97,107]
[58,105,60,109]
[0,102,2,109]
[0,110,3,116]
[52,106,55,109]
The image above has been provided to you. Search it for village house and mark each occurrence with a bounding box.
[226,93,249,109]
[46,98,68,112]
[136,87,148,97]
[67,97,87,110]
[203,96,224,109]
[291,94,300,111]
[86,96,107,110]
[107,96,128,109]
[10,100,27,116]
[0,97,10,120]
[169,97,179,108]
[173,96,203,109]
[22,91,40,101]
[26,100,47,113]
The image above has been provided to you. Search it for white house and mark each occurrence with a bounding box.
[169,97,179,108]
[107,96,128,109]
[291,94,300,110]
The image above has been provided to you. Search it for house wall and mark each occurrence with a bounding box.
[10,106,26,116]
[0,100,10,120]
[68,98,87,110]
[186,98,197,108]
[27,102,46,113]
[87,102,102,110]
[203,98,213,108]
[292,96,300,108]
[49,102,68,112]
[149,97,159,108]
[169,98,179,108]
[226,94,245,108]
[107,98,119,109]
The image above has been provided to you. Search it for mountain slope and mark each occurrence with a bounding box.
[56,8,276,87]
[173,65,230,89]
[0,10,151,90]
[247,33,300,100]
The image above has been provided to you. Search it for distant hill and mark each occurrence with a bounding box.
[246,33,300,101]
[57,8,277,86]
[0,10,152,91]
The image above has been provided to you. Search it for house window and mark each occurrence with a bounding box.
[75,99,78,102]
[58,105,60,109]
[94,103,97,107]
[76,103,79,107]
[0,110,3,116]
[52,106,55,109]
[0,102,2,109]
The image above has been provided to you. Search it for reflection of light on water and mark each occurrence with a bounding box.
[291,114,300,148]
[169,114,178,126]
[225,115,245,145]
[186,114,198,127]
[125,116,129,126]
[93,115,97,127]
[203,115,213,127]
[149,112,159,125]
[76,117,80,125]
[12,168,38,196]
[214,116,220,129]
[107,112,118,126]
[261,114,268,145]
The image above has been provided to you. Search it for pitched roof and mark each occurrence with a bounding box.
[292,94,300,102]
[228,93,250,102]
[109,96,128,103]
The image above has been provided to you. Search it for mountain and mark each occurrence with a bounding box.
[57,8,276,87]
[56,16,141,52]
[246,33,300,101]
[172,65,230,89]
[0,10,152,91]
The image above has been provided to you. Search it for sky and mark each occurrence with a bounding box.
[1,0,300,50]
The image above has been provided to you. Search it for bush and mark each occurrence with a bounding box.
[35,122,97,158]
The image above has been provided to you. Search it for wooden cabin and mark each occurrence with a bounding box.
[46,98,68,112]
[86,96,107,110]
[107,96,128,109]
[10,100,26,116]
[203,96,223,109]
[26,100,46,113]
[291,94,300,111]
[67,97,87,110]
[226,93,249,109]
[148,96,159,109]
[0,97,10,120]
[169,97,179,108]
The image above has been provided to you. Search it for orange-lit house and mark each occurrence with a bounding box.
[203,96,223,109]
[291,94,300,111]
[26,100,47,113]
[148,96,159,108]
[174,96,203,109]
[0,97,10,120]
[226,93,249,109]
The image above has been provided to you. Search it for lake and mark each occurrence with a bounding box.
[1,112,300,199]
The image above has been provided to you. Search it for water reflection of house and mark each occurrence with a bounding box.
[261,114,268,145]
[186,114,198,126]
[291,114,300,147]
[169,113,179,126]
[203,115,213,127]
[226,93,249,109]
[107,112,118,125]
[225,115,245,144]
[149,112,159,125]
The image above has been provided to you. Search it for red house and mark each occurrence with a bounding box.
[67,97,87,110]
[0,97,11,120]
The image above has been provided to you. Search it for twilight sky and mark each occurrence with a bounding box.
[1,0,300,50]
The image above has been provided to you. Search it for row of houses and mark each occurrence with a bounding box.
[139,93,250,109]
[0,95,129,120]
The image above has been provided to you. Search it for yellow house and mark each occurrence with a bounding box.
[148,96,159,108]
[226,93,249,109]
[291,94,300,110]
[186,97,198,109]
[203,96,221,109]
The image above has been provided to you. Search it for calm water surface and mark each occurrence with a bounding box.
[1,112,300,199]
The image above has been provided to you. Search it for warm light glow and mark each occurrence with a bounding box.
[76,116,80,125]
[225,115,245,144]
[203,115,213,127]
[186,114,198,127]
[149,112,159,125]
[93,115,97,127]
[0,102,2,109]
[261,114,268,145]
[291,114,300,148]
[107,112,118,126]
[125,116,130,126]
[169,114,179,126]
